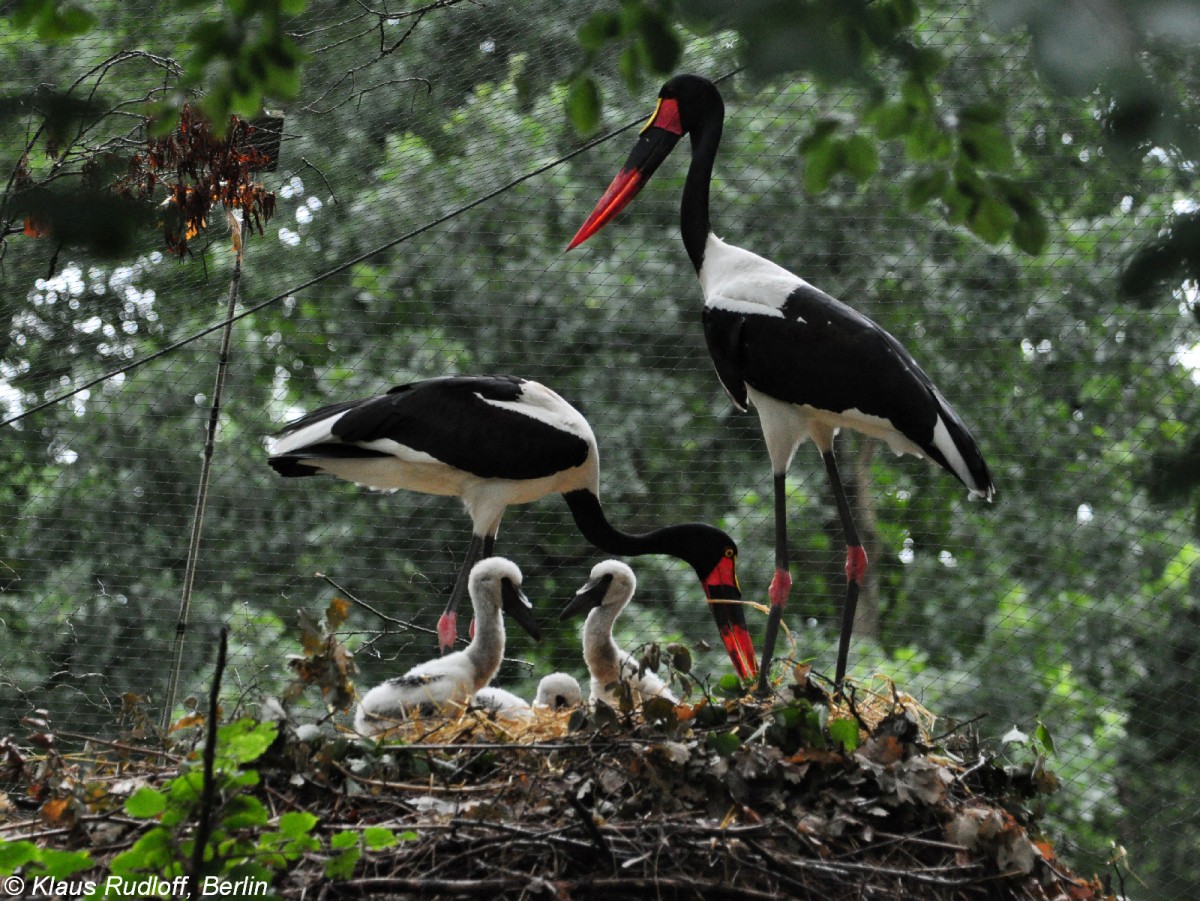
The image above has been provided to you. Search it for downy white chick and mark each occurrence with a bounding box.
[356,557,540,735]
[560,560,677,708]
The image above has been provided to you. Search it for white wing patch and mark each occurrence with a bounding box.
[931,416,991,498]
[475,381,596,446]
[699,234,809,316]
[268,409,350,455]
[707,294,786,319]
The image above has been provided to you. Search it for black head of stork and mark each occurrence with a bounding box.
[568,74,723,268]
[568,75,996,693]
[267,374,758,680]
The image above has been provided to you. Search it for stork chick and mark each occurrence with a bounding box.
[560,560,678,708]
[534,672,584,709]
[355,557,539,735]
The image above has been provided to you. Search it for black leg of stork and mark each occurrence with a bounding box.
[757,472,792,694]
[823,449,867,688]
[437,532,486,655]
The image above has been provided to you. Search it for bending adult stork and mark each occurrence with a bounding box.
[568,74,995,691]
[267,374,757,678]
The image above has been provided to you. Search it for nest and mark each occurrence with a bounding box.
[0,670,1117,900]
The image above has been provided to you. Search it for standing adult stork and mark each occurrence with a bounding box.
[567,74,995,691]
[267,374,757,678]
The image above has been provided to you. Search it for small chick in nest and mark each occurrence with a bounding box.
[535,672,584,709]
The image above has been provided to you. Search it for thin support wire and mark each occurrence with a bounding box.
[160,213,244,730]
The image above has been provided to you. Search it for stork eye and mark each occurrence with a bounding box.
[724,548,735,558]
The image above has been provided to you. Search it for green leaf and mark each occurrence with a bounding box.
[325,848,361,880]
[960,102,1004,125]
[566,75,602,135]
[14,0,96,40]
[959,122,1015,171]
[0,841,40,876]
[618,44,644,92]
[716,673,744,698]
[907,46,945,79]
[220,795,269,829]
[636,10,681,74]
[707,731,741,758]
[330,830,360,850]
[578,11,622,52]
[110,828,174,876]
[279,811,319,839]
[798,117,841,153]
[125,786,168,818]
[968,194,1017,244]
[362,827,399,850]
[1012,206,1049,254]
[28,849,93,880]
[217,720,278,765]
[842,133,880,181]
[1035,720,1057,756]
[804,139,844,193]
[869,101,915,140]
[827,718,861,752]
[906,169,947,209]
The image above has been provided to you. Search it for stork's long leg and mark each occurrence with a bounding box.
[823,450,867,687]
[437,532,487,654]
[757,472,791,694]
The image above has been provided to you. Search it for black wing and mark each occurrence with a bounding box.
[705,285,993,494]
[285,375,591,482]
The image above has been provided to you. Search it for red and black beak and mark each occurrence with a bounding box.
[566,97,686,250]
[703,553,758,680]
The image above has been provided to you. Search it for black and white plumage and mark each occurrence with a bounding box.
[354,557,538,735]
[472,685,533,719]
[560,560,678,708]
[268,374,758,679]
[534,672,584,709]
[568,74,995,691]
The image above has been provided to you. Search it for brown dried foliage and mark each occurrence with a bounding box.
[115,105,277,257]
[0,675,1121,901]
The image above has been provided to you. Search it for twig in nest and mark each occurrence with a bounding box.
[567,790,616,874]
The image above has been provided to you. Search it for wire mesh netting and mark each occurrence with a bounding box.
[2,1,1199,896]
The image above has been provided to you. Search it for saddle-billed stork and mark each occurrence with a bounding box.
[355,557,537,734]
[567,74,995,691]
[267,374,757,678]
[560,559,679,707]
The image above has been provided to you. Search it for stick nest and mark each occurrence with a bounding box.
[1,672,1117,900]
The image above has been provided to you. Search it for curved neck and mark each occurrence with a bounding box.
[465,601,504,689]
[582,606,620,676]
[563,489,688,561]
[681,115,721,272]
